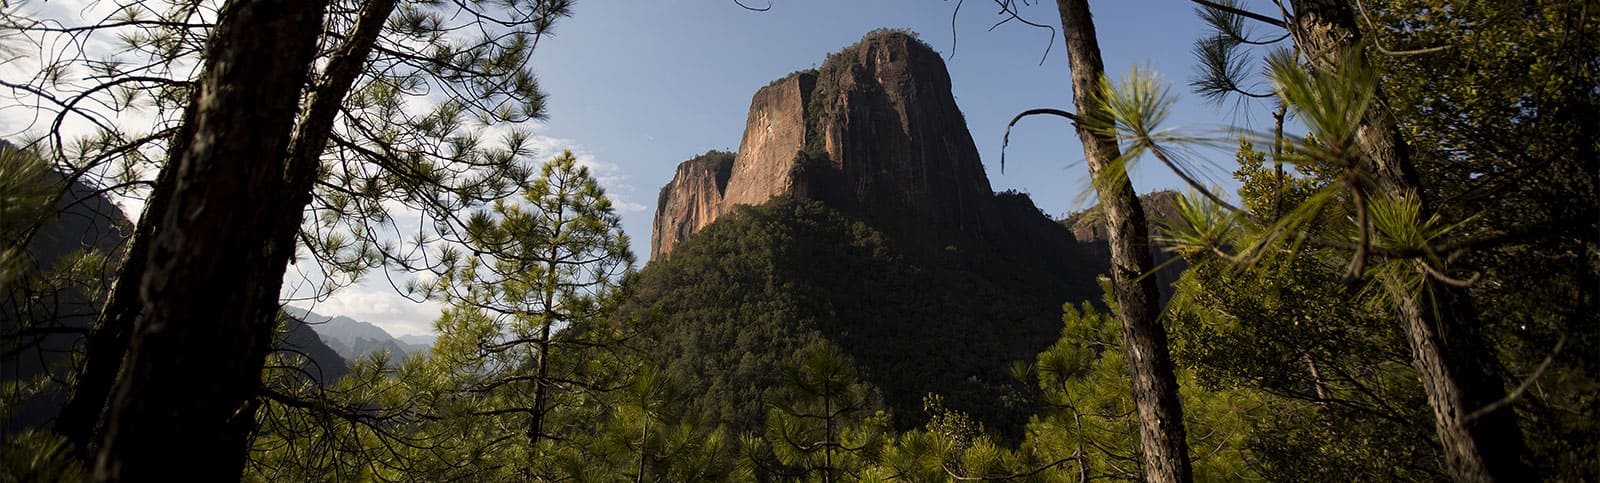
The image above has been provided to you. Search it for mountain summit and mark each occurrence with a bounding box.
[654,30,1043,260]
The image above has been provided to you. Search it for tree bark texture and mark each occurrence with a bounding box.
[55,155,176,454]
[529,327,552,447]
[56,56,212,454]
[1288,1,1531,480]
[1053,1,1194,482]
[1393,285,1530,482]
[90,0,327,480]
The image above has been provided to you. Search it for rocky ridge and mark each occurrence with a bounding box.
[651,151,734,258]
[653,31,1022,260]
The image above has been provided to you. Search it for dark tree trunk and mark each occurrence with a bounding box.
[1288,1,1531,480]
[56,60,210,455]
[1395,287,1530,481]
[1286,0,1422,201]
[81,0,397,477]
[1053,1,1193,482]
[530,326,552,447]
[55,157,174,454]
[89,0,327,480]
[529,206,567,449]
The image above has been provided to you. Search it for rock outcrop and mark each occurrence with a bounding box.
[652,31,1012,259]
[651,151,734,259]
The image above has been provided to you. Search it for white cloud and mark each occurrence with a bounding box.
[3,1,197,224]
[290,281,444,338]
[612,199,649,213]
[521,129,647,213]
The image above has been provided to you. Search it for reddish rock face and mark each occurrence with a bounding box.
[652,31,1012,259]
[721,72,815,209]
[651,151,734,260]
[807,32,999,243]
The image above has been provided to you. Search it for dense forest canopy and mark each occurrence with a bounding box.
[0,0,1594,481]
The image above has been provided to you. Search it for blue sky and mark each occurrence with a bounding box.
[529,0,1271,266]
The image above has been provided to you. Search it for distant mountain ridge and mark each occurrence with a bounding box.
[284,306,433,362]
[1,141,132,433]
[397,334,438,347]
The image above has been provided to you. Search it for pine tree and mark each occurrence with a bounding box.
[1150,1,1595,478]
[426,150,634,478]
[740,344,889,482]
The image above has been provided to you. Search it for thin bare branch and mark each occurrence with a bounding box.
[1466,334,1566,422]
[733,0,772,11]
[1000,107,1079,173]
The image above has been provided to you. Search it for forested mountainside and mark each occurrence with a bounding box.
[651,33,1094,294]
[0,142,130,435]
[627,199,1047,435]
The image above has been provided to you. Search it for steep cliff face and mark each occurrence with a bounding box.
[722,73,815,209]
[652,31,1009,259]
[806,32,998,243]
[651,151,735,259]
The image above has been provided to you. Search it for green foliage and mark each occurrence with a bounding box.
[1172,248,1442,479]
[556,365,739,481]
[249,350,446,481]
[424,149,634,478]
[2,0,575,303]
[251,150,640,481]
[740,344,890,480]
[0,430,84,482]
[0,143,125,437]
[1362,3,1600,475]
[1025,300,1143,480]
[1171,3,1599,478]
[1002,297,1257,481]
[0,144,55,286]
[623,198,1051,437]
[853,293,1258,482]
[7,2,1584,478]
[1265,48,1379,160]
[1152,138,1445,479]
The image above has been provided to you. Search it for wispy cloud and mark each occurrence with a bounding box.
[522,129,647,214]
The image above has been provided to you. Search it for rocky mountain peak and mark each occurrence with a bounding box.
[652,30,1005,259]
